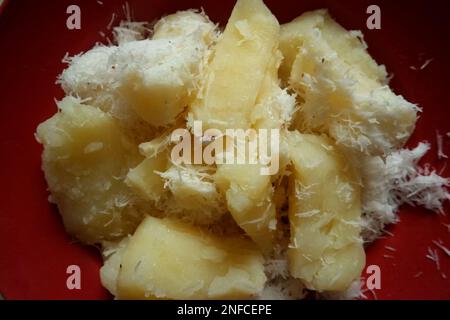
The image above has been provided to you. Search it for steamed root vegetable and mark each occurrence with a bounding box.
[280,10,418,155]
[100,237,130,296]
[250,50,296,130]
[59,11,217,129]
[190,0,280,131]
[125,151,169,204]
[111,37,206,128]
[286,131,365,291]
[215,163,277,253]
[114,216,266,299]
[35,0,430,300]
[152,10,217,44]
[114,11,217,128]
[126,131,227,225]
[58,45,116,108]
[279,10,387,84]
[36,97,144,244]
[158,164,227,224]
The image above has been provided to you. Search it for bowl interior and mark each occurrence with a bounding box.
[0,0,449,299]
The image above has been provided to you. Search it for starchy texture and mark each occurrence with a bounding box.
[190,0,280,131]
[215,162,277,253]
[36,97,144,244]
[36,0,449,300]
[110,216,266,299]
[286,132,365,291]
[251,50,297,129]
[280,10,419,155]
[59,10,218,132]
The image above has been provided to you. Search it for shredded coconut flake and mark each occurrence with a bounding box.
[432,240,450,257]
[426,247,441,271]
[361,142,450,241]
[420,58,433,70]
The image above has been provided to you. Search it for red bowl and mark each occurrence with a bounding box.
[0,0,449,300]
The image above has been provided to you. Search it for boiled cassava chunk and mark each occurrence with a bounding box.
[152,9,218,45]
[251,50,296,130]
[138,136,171,158]
[215,163,276,253]
[110,10,218,128]
[280,10,387,84]
[110,37,208,128]
[115,216,266,299]
[127,130,226,224]
[36,97,144,244]
[58,45,116,107]
[125,151,169,205]
[61,11,217,129]
[280,10,418,155]
[158,164,227,224]
[57,45,158,145]
[286,132,365,291]
[190,0,280,131]
[100,237,130,296]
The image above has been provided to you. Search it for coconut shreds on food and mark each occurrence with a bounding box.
[39,5,450,301]
[361,142,450,242]
[156,163,228,224]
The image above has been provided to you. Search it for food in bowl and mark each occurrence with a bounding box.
[35,0,449,299]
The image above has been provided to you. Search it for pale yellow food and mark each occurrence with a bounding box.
[60,11,217,129]
[36,1,423,300]
[190,0,280,131]
[280,10,418,155]
[250,50,296,130]
[286,131,365,291]
[114,216,266,299]
[279,10,387,84]
[215,163,276,253]
[36,97,143,244]
[126,131,227,224]
[100,237,130,296]
[152,10,217,45]
[111,37,207,128]
[125,151,169,204]
[158,164,227,224]
[58,45,116,106]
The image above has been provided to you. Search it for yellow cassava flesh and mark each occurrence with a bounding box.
[280,10,417,155]
[190,0,280,131]
[286,131,365,291]
[116,216,266,299]
[215,163,276,253]
[36,97,143,244]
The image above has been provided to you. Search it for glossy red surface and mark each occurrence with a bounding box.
[0,0,449,300]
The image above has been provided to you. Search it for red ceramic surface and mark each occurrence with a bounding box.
[0,0,449,300]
